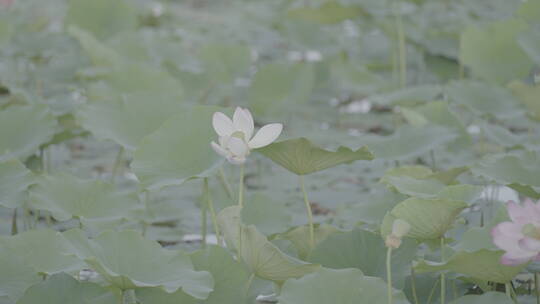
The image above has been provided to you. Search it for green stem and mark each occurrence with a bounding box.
[411,267,420,304]
[245,273,255,296]
[506,283,512,299]
[238,164,245,207]
[111,147,125,183]
[11,208,17,235]
[218,167,233,199]
[441,237,446,304]
[394,0,407,88]
[300,175,315,249]
[534,272,540,304]
[204,178,222,246]
[426,279,440,304]
[386,247,393,304]
[201,196,207,249]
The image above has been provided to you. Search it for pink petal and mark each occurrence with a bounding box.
[501,251,535,266]
[212,112,234,137]
[519,237,540,252]
[492,222,523,251]
[233,107,254,139]
[248,123,283,149]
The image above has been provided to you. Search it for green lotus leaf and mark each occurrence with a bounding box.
[287,2,364,24]
[65,0,137,40]
[132,106,228,190]
[273,224,341,260]
[277,268,410,304]
[241,193,292,236]
[446,81,523,119]
[449,292,513,304]
[258,137,373,175]
[77,92,185,150]
[508,81,540,121]
[16,273,116,304]
[0,105,57,162]
[63,229,213,299]
[0,229,84,276]
[460,18,533,84]
[308,228,417,289]
[0,159,34,208]
[248,63,315,117]
[217,206,320,282]
[0,247,40,302]
[415,249,526,284]
[29,173,140,222]
[135,288,197,304]
[382,198,467,240]
[363,125,457,161]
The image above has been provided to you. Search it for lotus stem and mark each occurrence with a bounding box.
[536,273,540,304]
[11,208,17,235]
[440,237,446,304]
[299,175,315,249]
[238,164,245,208]
[204,178,222,246]
[411,267,419,304]
[387,247,393,304]
[394,0,407,88]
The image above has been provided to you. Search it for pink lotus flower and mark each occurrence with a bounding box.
[0,0,14,8]
[492,199,540,265]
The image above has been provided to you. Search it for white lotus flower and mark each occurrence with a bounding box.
[211,107,283,165]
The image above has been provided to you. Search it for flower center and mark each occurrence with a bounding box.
[522,223,540,240]
[231,131,246,141]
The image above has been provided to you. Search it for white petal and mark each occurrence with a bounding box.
[212,112,234,137]
[233,107,254,139]
[227,137,249,158]
[211,141,229,158]
[248,123,283,149]
[227,155,247,165]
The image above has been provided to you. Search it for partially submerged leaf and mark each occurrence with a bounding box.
[278,268,410,304]
[63,229,214,299]
[17,273,116,304]
[258,137,373,175]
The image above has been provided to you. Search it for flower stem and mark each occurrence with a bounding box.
[201,194,207,249]
[440,237,446,304]
[394,0,407,88]
[238,164,245,208]
[386,247,393,304]
[218,167,233,199]
[204,178,222,246]
[411,267,419,304]
[11,208,17,235]
[534,272,540,304]
[299,175,315,249]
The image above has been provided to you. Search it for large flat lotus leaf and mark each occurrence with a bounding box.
[103,63,183,96]
[0,247,40,302]
[518,25,540,65]
[16,273,116,304]
[436,185,483,204]
[382,198,467,240]
[454,227,498,252]
[449,292,513,304]
[0,229,84,276]
[199,44,251,83]
[190,245,260,304]
[415,250,526,284]
[273,224,341,260]
[63,229,213,299]
[258,137,373,175]
[370,85,443,106]
[508,81,540,121]
[0,105,57,162]
[65,0,137,40]
[308,229,417,289]
[277,268,410,304]
[445,82,523,119]
[77,92,185,150]
[472,152,540,190]
[135,288,197,304]
[363,125,457,161]
[0,159,34,208]
[217,206,320,282]
[248,63,315,117]
[67,26,121,67]
[132,106,227,190]
[460,19,533,84]
[241,193,292,236]
[287,1,364,24]
[336,191,406,227]
[29,173,140,222]
[517,0,540,22]
[382,175,446,198]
